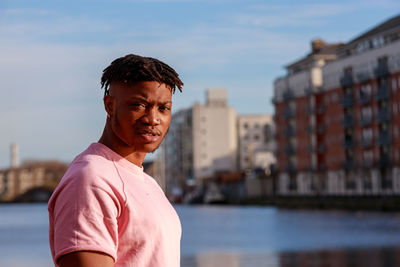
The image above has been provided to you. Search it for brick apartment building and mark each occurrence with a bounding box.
[274,15,400,196]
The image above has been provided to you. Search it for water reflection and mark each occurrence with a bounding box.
[181,247,400,267]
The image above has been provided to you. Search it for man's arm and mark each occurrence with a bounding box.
[58,251,114,267]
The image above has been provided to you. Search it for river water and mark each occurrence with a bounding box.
[1,203,400,267]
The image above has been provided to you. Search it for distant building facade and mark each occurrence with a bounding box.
[237,114,276,173]
[164,89,238,191]
[273,15,400,196]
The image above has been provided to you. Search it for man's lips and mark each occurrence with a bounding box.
[137,129,161,143]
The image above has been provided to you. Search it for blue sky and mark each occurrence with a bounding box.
[0,0,399,167]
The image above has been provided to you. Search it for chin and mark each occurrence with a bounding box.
[139,143,161,153]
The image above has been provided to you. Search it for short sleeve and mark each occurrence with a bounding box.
[50,170,120,263]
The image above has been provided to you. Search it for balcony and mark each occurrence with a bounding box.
[283,107,296,119]
[359,115,372,127]
[346,179,356,190]
[285,144,296,155]
[342,138,355,150]
[360,137,373,149]
[307,125,315,134]
[378,154,392,168]
[286,162,297,174]
[361,160,373,169]
[376,108,390,124]
[358,93,371,105]
[306,105,315,115]
[318,144,326,153]
[317,124,325,134]
[356,72,372,83]
[307,144,316,153]
[342,115,354,129]
[340,73,354,87]
[342,159,355,171]
[374,85,390,101]
[374,62,390,78]
[376,131,391,146]
[341,94,354,108]
[284,126,296,137]
[317,105,325,114]
[283,89,295,102]
[305,88,313,96]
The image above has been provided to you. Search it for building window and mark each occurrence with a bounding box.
[263,124,272,143]
[394,125,399,139]
[254,123,260,129]
[254,134,260,141]
[392,78,397,92]
[243,123,249,129]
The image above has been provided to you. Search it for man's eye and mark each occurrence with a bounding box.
[131,103,145,108]
[159,106,171,111]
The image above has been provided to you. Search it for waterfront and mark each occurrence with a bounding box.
[1,203,400,267]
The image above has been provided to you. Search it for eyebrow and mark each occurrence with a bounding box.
[129,96,172,105]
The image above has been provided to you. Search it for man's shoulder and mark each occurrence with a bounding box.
[61,144,118,186]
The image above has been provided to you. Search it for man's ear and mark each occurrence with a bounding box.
[103,95,115,118]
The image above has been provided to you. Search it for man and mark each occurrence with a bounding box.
[48,54,184,267]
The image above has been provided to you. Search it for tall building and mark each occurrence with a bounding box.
[10,143,19,168]
[164,89,237,192]
[273,15,400,196]
[237,114,276,173]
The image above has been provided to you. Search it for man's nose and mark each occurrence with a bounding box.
[142,107,160,125]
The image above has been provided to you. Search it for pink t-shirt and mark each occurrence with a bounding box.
[48,143,181,267]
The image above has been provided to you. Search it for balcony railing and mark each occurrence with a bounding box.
[307,144,316,153]
[284,126,296,137]
[307,125,315,134]
[306,105,315,115]
[318,144,326,153]
[305,88,313,96]
[376,108,390,124]
[342,159,355,171]
[342,138,355,150]
[283,89,295,102]
[375,85,390,101]
[341,94,354,108]
[317,105,325,114]
[342,115,354,129]
[374,63,390,78]
[356,72,372,83]
[285,144,296,155]
[359,115,372,127]
[340,73,354,87]
[376,131,391,146]
[283,107,296,119]
[360,137,373,149]
[358,93,371,105]
[317,125,325,134]
[286,162,297,174]
[377,154,391,168]
[361,160,373,169]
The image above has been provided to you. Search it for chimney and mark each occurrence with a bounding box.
[311,39,327,54]
[10,143,19,168]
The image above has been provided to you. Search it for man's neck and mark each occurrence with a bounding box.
[99,127,146,167]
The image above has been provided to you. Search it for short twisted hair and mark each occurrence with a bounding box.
[101,54,183,95]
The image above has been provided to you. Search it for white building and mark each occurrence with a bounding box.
[237,114,276,173]
[164,88,237,189]
[192,89,237,179]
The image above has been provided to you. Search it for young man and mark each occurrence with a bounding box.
[48,54,184,267]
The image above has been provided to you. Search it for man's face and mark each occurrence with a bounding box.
[105,81,172,153]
